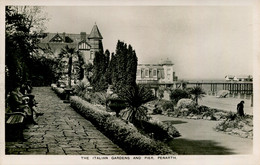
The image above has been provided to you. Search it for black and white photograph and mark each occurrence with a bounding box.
[1,0,260,165]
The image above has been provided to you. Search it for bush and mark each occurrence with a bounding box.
[170,89,190,104]
[73,81,88,97]
[70,96,176,155]
[162,101,175,111]
[134,118,180,141]
[83,92,107,105]
[51,84,66,99]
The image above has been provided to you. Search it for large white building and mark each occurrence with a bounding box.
[136,59,178,87]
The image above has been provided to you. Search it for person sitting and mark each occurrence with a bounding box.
[9,85,43,125]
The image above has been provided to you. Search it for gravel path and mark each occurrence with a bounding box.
[5,87,126,155]
[153,115,253,155]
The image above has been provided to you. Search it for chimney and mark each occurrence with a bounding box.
[80,32,86,41]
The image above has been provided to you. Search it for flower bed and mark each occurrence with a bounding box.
[215,113,253,139]
[51,84,66,99]
[70,96,176,155]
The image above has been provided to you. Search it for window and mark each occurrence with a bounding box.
[153,69,157,77]
[145,69,149,77]
[90,51,94,59]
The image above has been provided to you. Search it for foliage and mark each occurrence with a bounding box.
[161,101,175,111]
[225,111,237,121]
[70,96,175,155]
[51,84,66,99]
[59,45,78,88]
[5,6,48,93]
[27,52,60,86]
[134,118,181,141]
[118,84,155,123]
[188,86,206,105]
[91,50,110,92]
[107,41,138,93]
[170,88,191,104]
[73,81,88,97]
[215,114,253,139]
[158,86,165,100]
[73,52,85,81]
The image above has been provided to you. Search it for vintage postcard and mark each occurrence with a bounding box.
[0,0,259,165]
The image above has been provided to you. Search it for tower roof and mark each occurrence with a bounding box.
[160,58,173,65]
[88,24,103,39]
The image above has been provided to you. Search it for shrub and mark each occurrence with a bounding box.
[73,81,88,97]
[215,114,253,139]
[170,89,190,104]
[83,92,107,105]
[70,96,176,155]
[161,101,175,111]
[51,84,66,99]
[134,118,181,141]
[226,111,237,121]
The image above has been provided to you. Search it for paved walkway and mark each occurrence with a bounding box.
[153,115,253,155]
[5,87,126,155]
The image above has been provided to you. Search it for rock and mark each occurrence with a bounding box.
[206,116,211,120]
[217,125,224,131]
[240,132,248,138]
[180,108,189,112]
[242,125,253,132]
[232,128,242,135]
[217,90,229,98]
[177,99,195,109]
[191,116,198,120]
[226,128,232,132]
[247,132,253,139]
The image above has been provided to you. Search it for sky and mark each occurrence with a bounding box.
[43,6,253,80]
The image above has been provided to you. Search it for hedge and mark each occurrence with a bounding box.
[51,84,66,100]
[70,96,176,155]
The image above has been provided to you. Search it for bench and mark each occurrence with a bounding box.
[5,112,26,141]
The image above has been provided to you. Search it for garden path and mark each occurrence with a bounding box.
[5,87,126,155]
[153,115,253,155]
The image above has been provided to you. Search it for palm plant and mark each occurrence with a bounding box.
[189,86,206,105]
[118,84,155,124]
[59,45,77,88]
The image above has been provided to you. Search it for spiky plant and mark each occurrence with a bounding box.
[118,84,155,124]
[189,86,206,105]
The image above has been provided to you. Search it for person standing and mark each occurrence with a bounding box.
[237,100,245,117]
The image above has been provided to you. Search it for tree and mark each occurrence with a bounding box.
[5,6,48,93]
[170,88,191,104]
[107,40,138,93]
[73,51,85,81]
[118,84,155,124]
[59,45,77,88]
[189,86,206,105]
[91,49,110,92]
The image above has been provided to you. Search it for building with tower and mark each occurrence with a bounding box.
[38,24,103,64]
[136,59,178,87]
